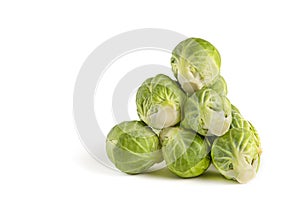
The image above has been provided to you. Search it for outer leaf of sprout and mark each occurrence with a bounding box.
[209,75,228,96]
[231,104,262,152]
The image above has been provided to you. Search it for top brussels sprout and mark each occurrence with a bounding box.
[211,128,261,183]
[106,121,163,174]
[159,127,211,178]
[136,74,186,129]
[181,87,232,136]
[171,38,221,95]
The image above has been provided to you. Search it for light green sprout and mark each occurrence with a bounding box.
[159,127,211,178]
[181,88,232,136]
[171,38,221,95]
[106,121,163,174]
[136,74,186,129]
[211,128,261,183]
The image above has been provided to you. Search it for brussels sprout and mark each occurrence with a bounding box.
[136,74,186,129]
[181,88,232,136]
[159,127,211,178]
[171,38,221,95]
[209,75,228,96]
[231,104,261,149]
[106,121,163,174]
[211,128,261,183]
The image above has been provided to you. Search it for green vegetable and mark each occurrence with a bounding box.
[160,127,211,178]
[181,88,232,136]
[231,104,261,149]
[171,38,221,95]
[209,75,228,96]
[211,128,261,183]
[106,121,163,174]
[104,37,262,184]
[136,74,186,129]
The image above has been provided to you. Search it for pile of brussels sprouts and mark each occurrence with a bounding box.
[106,38,262,183]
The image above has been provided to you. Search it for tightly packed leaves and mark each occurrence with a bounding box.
[106,37,262,183]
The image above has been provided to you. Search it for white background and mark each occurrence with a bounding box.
[1,0,299,199]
